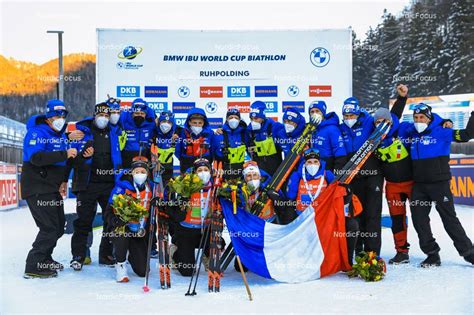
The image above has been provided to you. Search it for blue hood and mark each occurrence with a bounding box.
[318,112,340,129]
[296,159,328,180]
[185,108,209,128]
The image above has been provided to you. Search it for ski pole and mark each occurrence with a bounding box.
[236,255,253,301]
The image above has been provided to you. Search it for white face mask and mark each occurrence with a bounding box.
[133,173,148,186]
[285,123,295,134]
[251,121,261,130]
[228,118,240,129]
[248,179,260,191]
[344,118,357,128]
[95,116,109,129]
[306,164,320,176]
[160,122,172,134]
[191,126,203,135]
[311,113,323,124]
[414,122,428,133]
[51,118,65,131]
[110,113,120,125]
[197,171,211,184]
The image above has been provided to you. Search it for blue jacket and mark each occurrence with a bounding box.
[400,113,453,183]
[274,112,306,156]
[214,121,249,161]
[311,112,346,160]
[121,107,156,152]
[174,108,215,171]
[339,109,375,154]
[69,117,122,192]
[21,114,70,198]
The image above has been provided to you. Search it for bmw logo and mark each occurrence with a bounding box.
[205,102,218,114]
[310,47,330,67]
[178,86,190,98]
[287,85,299,97]
[118,46,143,60]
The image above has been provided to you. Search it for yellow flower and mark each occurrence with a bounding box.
[372,259,377,265]
[192,176,201,184]
[375,275,381,281]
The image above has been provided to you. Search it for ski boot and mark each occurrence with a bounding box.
[420,253,441,268]
[70,256,85,271]
[115,262,129,282]
[389,252,409,265]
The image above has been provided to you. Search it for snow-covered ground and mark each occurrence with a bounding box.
[1,201,473,314]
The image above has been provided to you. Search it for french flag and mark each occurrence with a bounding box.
[221,182,351,283]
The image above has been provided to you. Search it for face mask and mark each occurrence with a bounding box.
[228,118,240,130]
[95,116,109,129]
[306,164,320,176]
[133,116,145,127]
[160,122,172,134]
[414,122,428,133]
[311,113,323,124]
[133,173,147,186]
[191,126,203,135]
[285,123,295,134]
[197,171,211,184]
[344,118,357,128]
[110,113,120,125]
[51,118,65,131]
[248,179,260,191]
[251,121,261,130]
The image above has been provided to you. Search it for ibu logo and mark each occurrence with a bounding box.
[227,86,250,98]
[117,86,140,97]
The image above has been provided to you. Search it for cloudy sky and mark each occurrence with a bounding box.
[1,0,410,64]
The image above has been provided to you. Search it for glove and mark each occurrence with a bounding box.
[266,188,282,202]
[110,216,127,229]
[118,131,127,151]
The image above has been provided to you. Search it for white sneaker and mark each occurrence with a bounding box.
[115,262,129,283]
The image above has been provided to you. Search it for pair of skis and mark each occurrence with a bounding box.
[219,120,391,272]
[185,161,223,296]
[143,145,171,292]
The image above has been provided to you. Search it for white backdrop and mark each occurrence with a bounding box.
[97,29,352,127]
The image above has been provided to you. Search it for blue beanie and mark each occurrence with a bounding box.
[106,97,121,110]
[283,107,303,124]
[226,108,241,119]
[45,99,68,118]
[132,98,148,112]
[342,97,360,115]
[309,101,327,116]
[159,110,174,123]
[249,101,266,120]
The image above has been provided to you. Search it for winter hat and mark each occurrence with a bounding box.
[131,156,149,172]
[342,97,360,115]
[131,98,148,113]
[308,100,327,116]
[242,160,261,177]
[226,108,241,119]
[193,158,211,171]
[159,110,174,123]
[283,107,302,123]
[303,148,320,161]
[45,99,68,118]
[373,108,393,124]
[249,101,266,120]
[106,97,121,110]
[413,103,433,120]
[94,102,110,116]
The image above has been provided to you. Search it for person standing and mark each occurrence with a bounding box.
[22,99,76,278]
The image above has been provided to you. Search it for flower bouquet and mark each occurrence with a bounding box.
[167,173,203,198]
[347,251,387,282]
[112,194,149,235]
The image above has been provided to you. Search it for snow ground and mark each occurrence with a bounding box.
[1,201,473,314]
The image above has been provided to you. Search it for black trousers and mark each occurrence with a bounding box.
[351,174,384,254]
[25,192,65,269]
[111,234,148,277]
[345,217,359,265]
[71,182,114,258]
[173,224,211,276]
[411,181,473,257]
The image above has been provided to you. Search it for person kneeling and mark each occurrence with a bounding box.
[104,157,153,282]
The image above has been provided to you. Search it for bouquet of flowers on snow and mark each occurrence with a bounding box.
[112,194,149,235]
[167,173,203,198]
[347,251,387,282]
